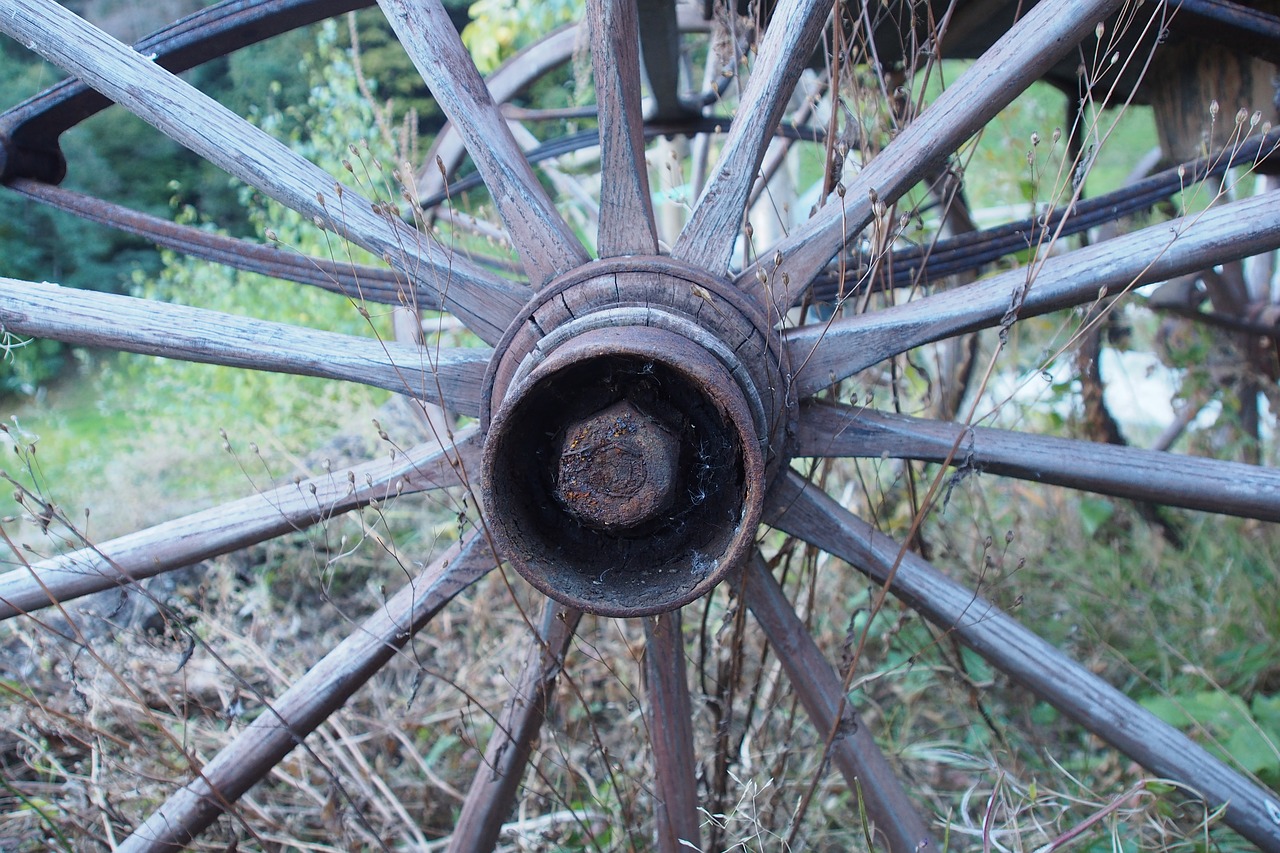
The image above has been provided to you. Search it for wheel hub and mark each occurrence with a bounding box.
[480,258,791,617]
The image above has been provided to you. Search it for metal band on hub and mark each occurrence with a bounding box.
[479,258,792,616]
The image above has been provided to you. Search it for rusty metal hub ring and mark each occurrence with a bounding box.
[478,258,790,616]
[506,305,770,462]
[480,257,792,469]
[481,324,766,617]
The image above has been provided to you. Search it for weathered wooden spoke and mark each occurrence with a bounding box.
[413,5,711,214]
[588,0,659,257]
[416,11,739,239]
[672,0,831,275]
[449,599,582,853]
[798,402,1280,521]
[2,0,1279,848]
[0,0,525,345]
[0,278,490,413]
[377,0,589,287]
[0,432,480,620]
[740,552,935,852]
[644,610,701,852]
[784,190,1280,397]
[739,0,1131,308]
[120,533,497,851]
[764,473,1280,851]
[6,179,415,306]
[414,25,581,205]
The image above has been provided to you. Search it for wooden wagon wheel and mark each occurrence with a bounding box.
[2,0,1280,850]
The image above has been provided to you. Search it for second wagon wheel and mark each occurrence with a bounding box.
[1,0,1280,849]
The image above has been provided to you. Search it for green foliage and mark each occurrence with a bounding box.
[224,26,319,125]
[462,0,581,73]
[1077,496,1116,538]
[110,20,396,444]
[1141,690,1280,786]
[117,257,387,449]
[4,19,402,524]
[338,9,440,135]
[0,337,66,396]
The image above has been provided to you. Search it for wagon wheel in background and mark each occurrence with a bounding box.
[1145,10,1280,442]
[1,0,1280,851]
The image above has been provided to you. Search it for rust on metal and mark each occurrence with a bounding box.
[554,399,680,530]
[479,257,788,617]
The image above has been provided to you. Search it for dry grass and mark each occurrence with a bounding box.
[4,431,1274,851]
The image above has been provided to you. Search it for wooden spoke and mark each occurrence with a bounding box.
[0,0,525,345]
[118,532,497,852]
[378,0,589,288]
[416,25,581,202]
[672,0,831,276]
[0,278,490,412]
[740,552,935,851]
[0,431,481,620]
[7,179,415,307]
[784,190,1280,397]
[745,71,823,212]
[414,5,710,204]
[644,610,700,852]
[797,402,1280,521]
[738,0,1128,307]
[588,0,658,257]
[449,599,582,853]
[763,472,1280,851]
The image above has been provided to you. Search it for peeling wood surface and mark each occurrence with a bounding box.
[0,277,491,412]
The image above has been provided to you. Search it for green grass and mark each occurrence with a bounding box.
[2,350,394,542]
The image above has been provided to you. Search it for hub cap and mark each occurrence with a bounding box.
[480,258,792,616]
